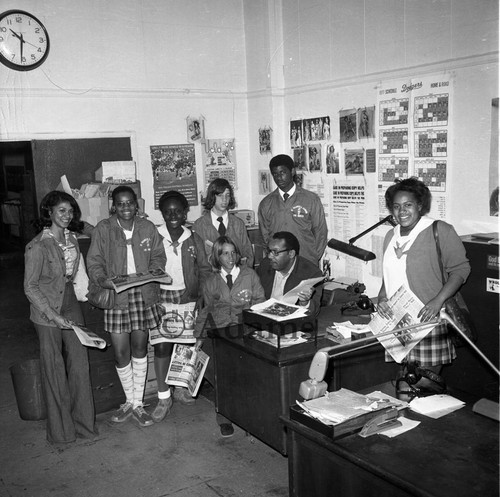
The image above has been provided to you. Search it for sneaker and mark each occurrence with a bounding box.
[220,423,234,438]
[151,397,173,423]
[110,402,133,423]
[173,387,195,405]
[132,405,154,427]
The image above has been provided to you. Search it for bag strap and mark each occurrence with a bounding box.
[432,221,447,285]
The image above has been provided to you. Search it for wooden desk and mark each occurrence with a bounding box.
[210,305,399,454]
[281,393,499,497]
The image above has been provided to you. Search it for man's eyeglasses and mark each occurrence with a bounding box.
[265,248,289,257]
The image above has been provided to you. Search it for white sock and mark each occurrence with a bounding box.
[158,389,171,400]
[131,356,148,408]
[116,363,134,404]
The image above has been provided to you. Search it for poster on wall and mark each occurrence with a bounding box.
[303,116,330,142]
[357,106,375,139]
[259,127,272,155]
[308,144,322,172]
[151,144,198,209]
[325,144,340,174]
[258,170,271,195]
[376,75,453,221]
[293,147,307,171]
[344,149,364,175]
[290,119,303,148]
[186,116,205,143]
[202,138,237,191]
[339,109,357,143]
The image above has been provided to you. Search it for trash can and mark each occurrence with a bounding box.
[10,359,47,421]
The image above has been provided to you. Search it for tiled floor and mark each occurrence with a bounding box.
[0,250,288,497]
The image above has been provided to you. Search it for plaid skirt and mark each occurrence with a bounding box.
[386,322,456,367]
[159,288,184,305]
[104,287,164,334]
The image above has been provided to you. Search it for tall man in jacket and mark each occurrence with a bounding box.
[256,231,324,318]
[258,154,328,266]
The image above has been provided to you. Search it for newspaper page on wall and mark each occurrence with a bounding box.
[368,285,435,363]
[166,344,209,397]
[149,302,197,345]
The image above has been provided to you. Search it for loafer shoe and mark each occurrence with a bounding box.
[132,405,154,427]
[110,402,133,423]
[220,423,234,438]
[173,387,195,405]
[151,397,173,423]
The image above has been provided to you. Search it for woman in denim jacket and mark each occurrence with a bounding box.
[24,191,98,444]
[86,186,166,427]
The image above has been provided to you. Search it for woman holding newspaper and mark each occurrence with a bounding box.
[377,178,470,378]
[151,191,211,422]
[86,185,166,427]
[24,191,98,444]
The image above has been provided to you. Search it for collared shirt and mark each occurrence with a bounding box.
[211,210,229,231]
[220,266,240,287]
[117,219,136,275]
[279,184,296,201]
[161,225,191,291]
[271,259,296,300]
[45,228,77,277]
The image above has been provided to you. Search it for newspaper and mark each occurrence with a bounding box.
[250,298,308,321]
[149,302,197,345]
[368,285,435,363]
[72,324,107,349]
[111,270,172,293]
[280,276,325,304]
[166,344,209,397]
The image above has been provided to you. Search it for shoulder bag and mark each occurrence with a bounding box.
[432,221,477,347]
[86,238,116,310]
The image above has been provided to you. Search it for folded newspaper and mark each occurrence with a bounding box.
[250,298,308,321]
[72,324,107,349]
[166,344,209,397]
[111,270,172,293]
[149,302,197,345]
[368,285,435,363]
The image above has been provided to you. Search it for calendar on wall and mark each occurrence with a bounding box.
[377,75,452,220]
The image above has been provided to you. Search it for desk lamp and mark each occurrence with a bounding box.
[299,310,500,401]
[327,215,396,261]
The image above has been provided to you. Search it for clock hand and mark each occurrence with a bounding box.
[9,28,22,41]
[19,33,24,61]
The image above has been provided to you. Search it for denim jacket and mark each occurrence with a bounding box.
[86,215,166,309]
[24,230,82,326]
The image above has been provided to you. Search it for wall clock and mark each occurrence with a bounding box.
[0,10,50,71]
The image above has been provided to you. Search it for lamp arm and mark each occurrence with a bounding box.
[307,319,439,383]
[440,309,500,377]
[348,215,395,245]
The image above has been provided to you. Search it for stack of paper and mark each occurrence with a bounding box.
[296,388,389,426]
[409,394,465,419]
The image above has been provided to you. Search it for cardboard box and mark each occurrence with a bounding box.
[77,197,110,226]
[95,161,136,183]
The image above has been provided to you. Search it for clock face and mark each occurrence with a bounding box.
[0,10,50,71]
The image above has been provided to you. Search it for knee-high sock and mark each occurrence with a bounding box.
[131,356,148,408]
[116,362,133,404]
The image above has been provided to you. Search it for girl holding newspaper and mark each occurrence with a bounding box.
[151,191,211,422]
[87,185,166,427]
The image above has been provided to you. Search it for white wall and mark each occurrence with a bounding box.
[0,0,251,225]
[1,0,498,276]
